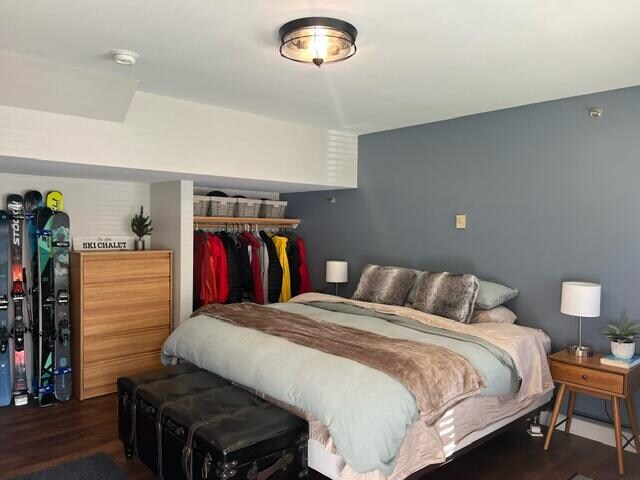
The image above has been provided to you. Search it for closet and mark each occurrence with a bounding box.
[193,217,312,309]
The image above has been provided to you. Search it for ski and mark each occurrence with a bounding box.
[24,190,42,398]
[46,191,63,212]
[8,194,28,406]
[36,208,55,406]
[0,210,10,407]
[51,211,71,401]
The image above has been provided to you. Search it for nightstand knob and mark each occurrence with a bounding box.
[582,374,588,380]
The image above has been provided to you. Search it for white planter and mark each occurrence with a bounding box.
[611,341,636,360]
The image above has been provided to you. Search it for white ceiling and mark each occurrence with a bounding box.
[1,0,640,134]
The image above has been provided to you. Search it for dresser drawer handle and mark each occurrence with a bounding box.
[581,374,588,380]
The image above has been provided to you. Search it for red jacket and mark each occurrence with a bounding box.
[194,231,216,308]
[296,236,312,294]
[208,233,229,303]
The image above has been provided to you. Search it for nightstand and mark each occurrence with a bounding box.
[544,351,640,475]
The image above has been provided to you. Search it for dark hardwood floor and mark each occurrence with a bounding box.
[1,394,639,479]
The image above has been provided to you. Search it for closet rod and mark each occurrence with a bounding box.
[193,216,300,229]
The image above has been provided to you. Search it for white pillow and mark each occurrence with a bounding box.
[471,306,517,324]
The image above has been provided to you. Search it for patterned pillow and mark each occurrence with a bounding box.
[412,272,479,323]
[352,264,417,305]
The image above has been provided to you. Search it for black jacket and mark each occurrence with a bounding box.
[283,233,301,297]
[217,232,242,303]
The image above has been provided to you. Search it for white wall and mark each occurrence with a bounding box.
[0,91,358,190]
[0,173,149,240]
[150,181,193,327]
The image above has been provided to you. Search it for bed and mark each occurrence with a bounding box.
[161,293,554,480]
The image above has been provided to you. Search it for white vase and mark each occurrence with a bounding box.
[611,341,636,360]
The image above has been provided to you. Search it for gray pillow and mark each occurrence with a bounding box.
[352,264,417,305]
[475,280,518,310]
[412,272,479,323]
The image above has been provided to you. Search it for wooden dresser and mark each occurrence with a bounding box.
[70,250,172,400]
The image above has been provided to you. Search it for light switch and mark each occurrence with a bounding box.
[456,214,466,229]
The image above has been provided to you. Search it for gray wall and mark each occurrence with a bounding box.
[283,85,640,423]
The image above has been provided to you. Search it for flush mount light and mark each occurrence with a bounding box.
[111,49,139,66]
[279,17,357,67]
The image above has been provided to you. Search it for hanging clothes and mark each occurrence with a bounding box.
[242,232,265,304]
[296,236,312,294]
[259,231,283,303]
[208,233,229,303]
[194,231,216,308]
[259,236,269,303]
[280,232,301,297]
[271,234,292,302]
[217,232,242,303]
[195,225,310,307]
[236,234,254,299]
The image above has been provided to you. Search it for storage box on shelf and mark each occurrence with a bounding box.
[210,196,237,217]
[236,198,262,218]
[193,195,210,216]
[261,199,288,219]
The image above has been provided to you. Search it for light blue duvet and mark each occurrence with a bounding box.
[161,301,518,475]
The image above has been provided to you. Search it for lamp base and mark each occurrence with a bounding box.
[567,345,593,357]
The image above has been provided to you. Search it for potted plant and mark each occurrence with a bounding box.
[602,315,640,359]
[131,206,153,251]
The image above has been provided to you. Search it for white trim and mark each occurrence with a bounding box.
[540,410,638,452]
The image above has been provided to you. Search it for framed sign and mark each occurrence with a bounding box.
[73,236,135,251]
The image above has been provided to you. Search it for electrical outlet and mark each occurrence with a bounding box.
[456,214,466,229]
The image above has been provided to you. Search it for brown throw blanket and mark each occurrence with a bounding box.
[194,303,485,424]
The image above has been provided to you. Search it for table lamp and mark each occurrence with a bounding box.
[326,260,348,296]
[561,281,601,357]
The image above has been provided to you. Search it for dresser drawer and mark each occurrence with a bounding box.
[83,351,163,393]
[551,361,624,394]
[84,303,171,336]
[83,279,170,311]
[84,327,169,364]
[82,252,170,284]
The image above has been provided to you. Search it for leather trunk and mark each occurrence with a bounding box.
[118,363,308,480]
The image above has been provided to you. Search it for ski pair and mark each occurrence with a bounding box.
[37,196,71,406]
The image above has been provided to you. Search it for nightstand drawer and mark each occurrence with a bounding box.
[551,361,624,394]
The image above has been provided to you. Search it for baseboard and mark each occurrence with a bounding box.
[539,410,637,452]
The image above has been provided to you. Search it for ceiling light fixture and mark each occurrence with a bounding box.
[111,49,139,66]
[279,17,357,67]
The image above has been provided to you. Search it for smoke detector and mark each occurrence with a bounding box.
[111,49,139,66]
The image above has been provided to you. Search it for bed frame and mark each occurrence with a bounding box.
[407,400,551,478]
[307,398,551,480]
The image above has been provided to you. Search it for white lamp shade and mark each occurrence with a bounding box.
[560,281,601,317]
[326,260,348,283]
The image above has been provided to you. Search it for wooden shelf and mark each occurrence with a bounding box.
[193,216,300,227]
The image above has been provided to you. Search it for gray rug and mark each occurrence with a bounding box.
[13,453,127,480]
[570,475,594,480]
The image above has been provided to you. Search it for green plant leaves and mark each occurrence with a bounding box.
[601,315,640,343]
[131,205,154,239]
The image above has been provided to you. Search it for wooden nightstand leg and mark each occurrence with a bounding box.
[612,396,625,475]
[544,383,567,450]
[625,395,640,454]
[565,391,577,434]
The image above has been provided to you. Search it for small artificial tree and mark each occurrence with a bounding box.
[131,206,153,243]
